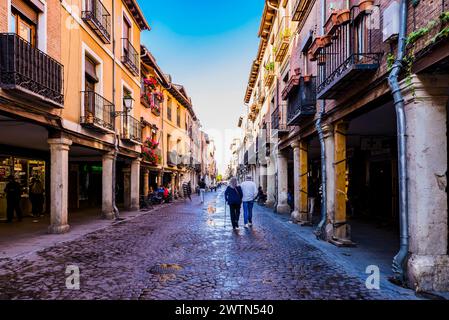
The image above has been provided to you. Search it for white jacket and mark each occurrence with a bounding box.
[240,181,258,202]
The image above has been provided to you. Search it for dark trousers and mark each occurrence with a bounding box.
[229,204,241,228]
[7,198,22,222]
[30,194,44,216]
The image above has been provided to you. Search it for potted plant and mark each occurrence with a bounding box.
[265,61,275,72]
[359,0,374,13]
[337,9,351,24]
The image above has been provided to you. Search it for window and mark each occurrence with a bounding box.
[122,15,131,55]
[176,106,181,127]
[167,98,172,121]
[11,7,37,47]
[85,56,98,92]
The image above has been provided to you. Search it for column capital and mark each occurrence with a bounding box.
[47,138,72,150]
[103,151,115,161]
[322,124,334,138]
[276,150,286,159]
[400,74,449,104]
[132,158,141,165]
[290,139,301,150]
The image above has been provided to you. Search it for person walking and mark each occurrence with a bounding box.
[198,179,206,204]
[240,175,258,228]
[5,175,22,223]
[29,177,44,217]
[224,177,243,230]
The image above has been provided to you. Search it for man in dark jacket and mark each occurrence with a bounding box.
[224,177,243,230]
[5,175,22,223]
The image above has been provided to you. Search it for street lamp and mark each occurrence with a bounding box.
[123,94,134,112]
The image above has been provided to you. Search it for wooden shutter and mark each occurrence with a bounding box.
[11,0,38,24]
[85,56,99,82]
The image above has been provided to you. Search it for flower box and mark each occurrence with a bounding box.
[358,0,374,13]
[337,9,351,25]
[324,11,339,36]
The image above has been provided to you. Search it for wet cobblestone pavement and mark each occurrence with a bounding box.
[0,189,392,300]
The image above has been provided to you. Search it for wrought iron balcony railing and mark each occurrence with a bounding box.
[0,33,64,106]
[120,113,142,143]
[121,38,139,76]
[167,150,178,167]
[81,0,111,43]
[271,105,289,136]
[80,91,115,132]
[316,10,382,99]
[287,76,317,125]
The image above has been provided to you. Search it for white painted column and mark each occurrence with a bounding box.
[402,74,449,291]
[266,156,276,208]
[276,150,290,214]
[102,151,114,219]
[130,159,140,211]
[323,124,335,240]
[47,138,72,234]
[291,140,301,222]
[259,164,267,191]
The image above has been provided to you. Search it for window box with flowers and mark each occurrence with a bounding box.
[141,76,158,107]
[150,91,164,116]
[141,137,160,165]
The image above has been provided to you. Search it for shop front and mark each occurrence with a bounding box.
[0,155,47,221]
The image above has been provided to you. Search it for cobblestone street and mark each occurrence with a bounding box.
[0,189,406,300]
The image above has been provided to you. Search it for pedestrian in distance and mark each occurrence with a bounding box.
[198,179,206,204]
[240,175,258,228]
[224,177,243,230]
[29,177,44,217]
[5,175,23,223]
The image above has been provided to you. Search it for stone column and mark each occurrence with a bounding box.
[266,156,276,208]
[47,138,72,234]
[331,121,354,246]
[102,151,115,219]
[276,150,290,214]
[323,124,335,240]
[130,159,140,211]
[143,168,149,197]
[401,74,449,291]
[290,140,301,222]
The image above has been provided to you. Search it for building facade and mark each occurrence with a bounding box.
[0,0,211,235]
[237,0,449,292]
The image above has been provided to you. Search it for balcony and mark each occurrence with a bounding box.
[292,0,312,21]
[316,11,382,100]
[0,33,64,107]
[274,16,291,63]
[81,0,111,43]
[121,38,139,76]
[80,91,115,132]
[286,76,317,126]
[120,113,142,144]
[167,150,178,167]
[271,105,289,137]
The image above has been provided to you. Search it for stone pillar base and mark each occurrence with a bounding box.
[330,223,356,247]
[276,204,290,214]
[407,254,449,292]
[102,211,115,220]
[48,224,70,234]
[291,210,300,222]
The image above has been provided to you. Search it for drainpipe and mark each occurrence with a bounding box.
[314,0,328,239]
[111,0,121,220]
[388,0,409,284]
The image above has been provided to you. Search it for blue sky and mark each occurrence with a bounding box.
[138,0,264,174]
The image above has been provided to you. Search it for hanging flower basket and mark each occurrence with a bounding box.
[142,137,160,165]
